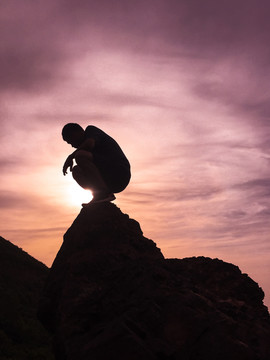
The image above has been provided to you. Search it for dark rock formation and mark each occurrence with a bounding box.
[38,203,270,360]
[0,236,53,359]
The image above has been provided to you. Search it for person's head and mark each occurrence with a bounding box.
[62,123,85,148]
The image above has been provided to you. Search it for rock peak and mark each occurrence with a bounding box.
[59,202,163,262]
[39,204,270,360]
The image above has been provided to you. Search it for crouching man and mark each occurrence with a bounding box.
[62,123,131,205]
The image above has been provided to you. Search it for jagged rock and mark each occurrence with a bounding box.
[0,236,53,359]
[38,203,270,360]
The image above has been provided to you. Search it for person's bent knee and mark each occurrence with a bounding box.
[71,165,81,180]
[74,150,93,166]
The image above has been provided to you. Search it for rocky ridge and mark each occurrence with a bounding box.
[38,203,270,360]
[0,236,53,359]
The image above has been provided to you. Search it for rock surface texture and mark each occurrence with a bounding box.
[0,236,53,359]
[38,203,270,360]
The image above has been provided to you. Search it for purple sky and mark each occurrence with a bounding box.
[1,0,270,307]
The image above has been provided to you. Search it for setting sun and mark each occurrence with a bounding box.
[66,181,93,207]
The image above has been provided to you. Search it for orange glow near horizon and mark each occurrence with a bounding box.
[65,177,93,207]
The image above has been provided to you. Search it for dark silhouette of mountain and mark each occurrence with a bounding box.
[38,203,270,360]
[0,236,53,359]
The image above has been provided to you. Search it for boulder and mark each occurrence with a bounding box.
[38,202,270,359]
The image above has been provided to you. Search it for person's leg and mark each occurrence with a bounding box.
[72,150,112,201]
[101,163,131,193]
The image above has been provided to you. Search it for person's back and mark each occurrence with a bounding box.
[84,125,129,164]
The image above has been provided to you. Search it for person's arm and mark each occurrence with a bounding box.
[78,137,95,151]
[62,138,96,175]
[63,155,73,175]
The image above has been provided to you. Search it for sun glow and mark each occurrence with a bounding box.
[66,182,93,207]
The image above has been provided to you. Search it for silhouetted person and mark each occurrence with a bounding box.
[62,123,131,205]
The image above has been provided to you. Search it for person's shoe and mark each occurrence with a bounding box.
[82,193,116,207]
[92,193,116,204]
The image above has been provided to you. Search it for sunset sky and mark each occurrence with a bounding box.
[1,0,270,307]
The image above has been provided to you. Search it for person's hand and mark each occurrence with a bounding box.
[63,155,73,175]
